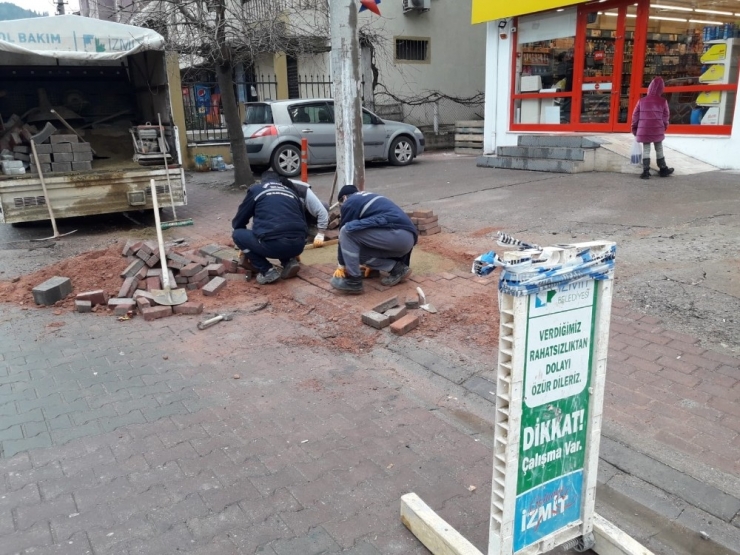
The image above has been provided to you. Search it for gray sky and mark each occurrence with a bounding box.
[15,0,81,15]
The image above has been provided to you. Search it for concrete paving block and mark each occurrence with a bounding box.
[76,290,108,306]
[33,142,53,154]
[50,134,79,144]
[405,297,420,309]
[108,298,135,311]
[73,152,93,162]
[51,143,72,153]
[53,152,73,163]
[362,311,390,329]
[372,296,399,314]
[173,302,204,315]
[32,276,72,306]
[51,162,72,173]
[205,263,225,276]
[141,306,173,321]
[75,300,92,313]
[390,314,419,336]
[120,259,145,278]
[187,268,208,284]
[202,277,226,296]
[384,306,408,323]
[179,263,203,278]
[72,161,92,171]
[71,142,92,152]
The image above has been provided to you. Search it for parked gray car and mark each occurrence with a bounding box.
[241,99,425,177]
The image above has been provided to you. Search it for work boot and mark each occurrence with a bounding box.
[640,158,651,180]
[280,258,301,279]
[381,261,412,286]
[657,158,674,177]
[330,275,363,294]
[256,266,281,285]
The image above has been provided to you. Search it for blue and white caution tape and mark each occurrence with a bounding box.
[472,232,616,296]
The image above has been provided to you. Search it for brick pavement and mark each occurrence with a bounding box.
[0,175,738,553]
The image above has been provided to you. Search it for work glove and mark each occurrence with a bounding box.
[313,232,325,248]
[333,265,346,279]
[360,265,373,278]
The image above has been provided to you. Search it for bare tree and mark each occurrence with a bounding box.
[128,0,331,187]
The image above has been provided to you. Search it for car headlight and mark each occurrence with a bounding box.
[413,128,423,136]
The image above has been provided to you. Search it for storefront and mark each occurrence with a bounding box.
[474,0,740,168]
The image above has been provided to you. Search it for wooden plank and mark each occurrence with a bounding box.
[593,513,655,555]
[400,493,484,555]
[455,134,484,141]
[455,120,484,128]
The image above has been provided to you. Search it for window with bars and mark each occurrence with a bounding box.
[394,38,430,63]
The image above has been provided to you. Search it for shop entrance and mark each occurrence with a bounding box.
[573,0,642,132]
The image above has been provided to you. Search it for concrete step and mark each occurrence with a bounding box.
[497,145,586,161]
[518,135,602,149]
[477,154,584,173]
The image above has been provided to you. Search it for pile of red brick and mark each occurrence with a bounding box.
[73,241,244,321]
[406,209,441,236]
[361,295,420,336]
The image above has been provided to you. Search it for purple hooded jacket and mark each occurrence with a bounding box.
[632,77,670,143]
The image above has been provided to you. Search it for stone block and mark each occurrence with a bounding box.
[205,263,225,276]
[51,143,72,153]
[413,209,434,219]
[166,252,190,269]
[405,297,420,309]
[135,265,148,280]
[118,277,139,298]
[73,152,93,162]
[187,268,208,284]
[51,162,72,173]
[71,142,92,152]
[146,276,161,291]
[33,143,53,155]
[144,252,160,268]
[420,226,441,236]
[14,152,30,162]
[202,276,226,296]
[32,276,72,306]
[13,145,30,154]
[50,134,79,144]
[180,263,203,277]
[72,161,92,171]
[146,268,162,277]
[390,314,420,336]
[76,290,109,306]
[198,245,222,257]
[175,275,189,285]
[53,152,73,163]
[362,311,390,330]
[173,302,204,315]
[30,163,51,174]
[121,259,145,278]
[372,296,399,314]
[114,304,134,316]
[182,252,209,267]
[417,221,440,232]
[136,297,151,310]
[121,239,138,256]
[141,306,173,321]
[224,273,247,282]
[108,298,135,311]
[34,153,52,164]
[75,300,92,313]
[385,306,408,323]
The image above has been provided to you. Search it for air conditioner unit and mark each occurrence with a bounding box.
[402,0,431,14]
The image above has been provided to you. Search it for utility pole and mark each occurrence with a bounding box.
[56,0,65,15]
[329,0,365,190]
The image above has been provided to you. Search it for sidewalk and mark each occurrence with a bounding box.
[0,158,738,554]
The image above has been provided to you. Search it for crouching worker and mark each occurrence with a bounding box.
[330,185,417,294]
[232,174,307,285]
[278,174,330,247]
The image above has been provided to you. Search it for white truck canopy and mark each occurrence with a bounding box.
[0,15,165,61]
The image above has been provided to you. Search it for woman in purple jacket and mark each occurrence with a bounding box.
[631,77,674,179]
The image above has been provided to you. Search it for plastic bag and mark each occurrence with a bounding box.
[630,140,642,165]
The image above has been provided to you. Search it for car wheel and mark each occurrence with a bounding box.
[271,144,302,177]
[388,135,415,166]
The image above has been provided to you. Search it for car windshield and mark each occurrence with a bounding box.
[245,104,273,125]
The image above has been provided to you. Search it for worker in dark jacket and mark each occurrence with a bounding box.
[632,77,673,179]
[232,174,307,284]
[330,185,417,294]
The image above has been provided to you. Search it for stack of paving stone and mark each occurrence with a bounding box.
[361,295,420,336]
[34,133,94,174]
[0,115,43,175]
[406,209,441,236]
[73,241,247,321]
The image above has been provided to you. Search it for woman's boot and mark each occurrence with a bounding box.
[657,158,674,177]
[641,158,651,179]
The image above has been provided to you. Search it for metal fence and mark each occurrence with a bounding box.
[374,93,484,131]
[181,76,278,143]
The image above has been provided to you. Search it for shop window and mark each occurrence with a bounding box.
[513,9,577,126]
[643,0,739,127]
[395,38,430,63]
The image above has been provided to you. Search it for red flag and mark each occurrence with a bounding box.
[360,0,381,16]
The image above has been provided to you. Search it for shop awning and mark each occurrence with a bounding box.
[0,15,165,61]
[472,0,588,24]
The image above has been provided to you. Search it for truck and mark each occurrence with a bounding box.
[0,15,186,225]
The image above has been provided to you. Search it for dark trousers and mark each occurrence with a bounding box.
[232,229,305,274]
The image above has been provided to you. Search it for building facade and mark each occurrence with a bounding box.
[475,0,740,169]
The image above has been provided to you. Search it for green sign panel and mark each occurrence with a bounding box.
[518,280,598,494]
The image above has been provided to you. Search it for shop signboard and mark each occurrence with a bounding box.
[514,280,597,552]
[472,0,589,25]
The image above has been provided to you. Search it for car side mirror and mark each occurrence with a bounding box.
[372,116,384,125]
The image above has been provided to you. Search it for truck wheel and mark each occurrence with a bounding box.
[388,136,415,166]
[271,144,302,177]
